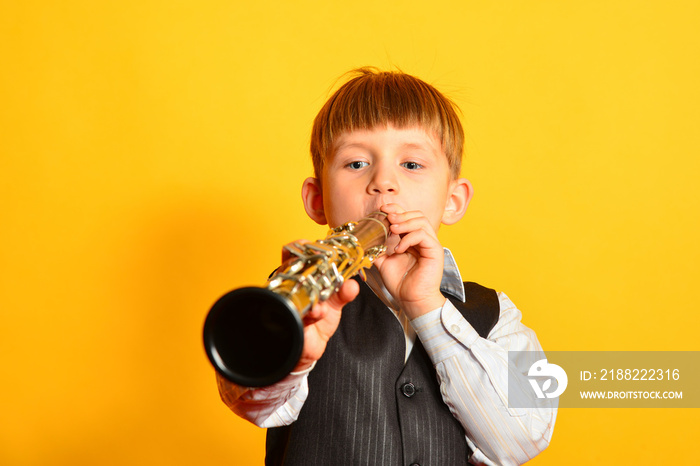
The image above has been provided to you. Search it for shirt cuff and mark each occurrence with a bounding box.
[289,360,316,376]
[228,360,315,398]
[256,360,315,392]
[411,299,481,363]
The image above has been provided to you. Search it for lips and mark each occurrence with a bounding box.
[365,204,387,216]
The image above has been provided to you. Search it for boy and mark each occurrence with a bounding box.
[217,68,557,465]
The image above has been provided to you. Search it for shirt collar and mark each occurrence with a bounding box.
[441,248,466,302]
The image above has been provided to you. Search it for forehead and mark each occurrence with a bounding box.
[331,125,443,155]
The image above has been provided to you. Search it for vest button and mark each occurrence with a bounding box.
[401,382,416,398]
[410,463,420,466]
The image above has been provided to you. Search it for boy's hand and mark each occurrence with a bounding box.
[373,204,446,319]
[279,241,360,373]
[294,278,359,371]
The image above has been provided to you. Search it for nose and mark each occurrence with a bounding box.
[367,164,398,195]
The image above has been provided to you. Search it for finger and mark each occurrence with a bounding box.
[372,255,386,268]
[303,303,327,323]
[381,232,401,256]
[327,278,360,309]
[389,216,438,241]
[303,278,359,323]
[386,209,425,224]
[281,239,311,262]
[379,203,406,216]
[393,229,443,257]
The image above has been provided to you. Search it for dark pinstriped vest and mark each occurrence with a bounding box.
[266,279,499,466]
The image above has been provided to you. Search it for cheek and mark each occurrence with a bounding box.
[408,190,448,229]
[323,197,362,227]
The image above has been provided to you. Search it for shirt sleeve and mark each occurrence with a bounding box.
[215,363,313,428]
[410,292,558,466]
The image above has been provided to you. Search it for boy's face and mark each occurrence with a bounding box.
[303,125,471,232]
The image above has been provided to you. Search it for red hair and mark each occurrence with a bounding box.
[310,68,464,180]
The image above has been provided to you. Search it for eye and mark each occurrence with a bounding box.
[401,161,423,170]
[346,161,369,170]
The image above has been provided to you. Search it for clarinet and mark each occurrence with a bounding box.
[203,211,389,387]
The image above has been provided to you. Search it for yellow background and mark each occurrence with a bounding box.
[2,1,698,464]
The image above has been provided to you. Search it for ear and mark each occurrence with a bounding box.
[441,178,474,225]
[301,177,327,225]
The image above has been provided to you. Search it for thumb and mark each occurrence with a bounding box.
[325,278,360,311]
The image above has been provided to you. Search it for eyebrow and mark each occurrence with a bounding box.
[400,142,432,151]
[334,141,365,151]
[334,141,434,153]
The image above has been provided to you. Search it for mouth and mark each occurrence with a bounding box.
[364,206,386,217]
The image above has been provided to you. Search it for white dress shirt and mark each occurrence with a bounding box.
[217,249,557,466]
